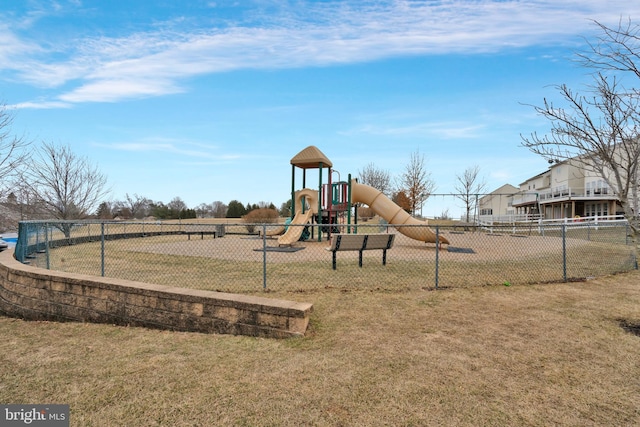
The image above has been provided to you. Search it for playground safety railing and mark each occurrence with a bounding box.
[13,220,638,294]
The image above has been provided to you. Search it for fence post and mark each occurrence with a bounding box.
[262,224,267,290]
[625,223,629,246]
[35,225,41,262]
[435,226,439,289]
[45,223,50,270]
[101,222,105,277]
[562,224,567,282]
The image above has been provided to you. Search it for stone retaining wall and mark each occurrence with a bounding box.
[0,250,312,338]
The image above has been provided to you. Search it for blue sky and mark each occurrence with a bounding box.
[2,1,640,217]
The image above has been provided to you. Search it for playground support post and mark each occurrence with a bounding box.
[290,164,296,220]
[347,174,352,234]
[317,162,324,242]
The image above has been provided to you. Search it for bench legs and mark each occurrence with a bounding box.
[332,249,388,270]
[187,232,216,240]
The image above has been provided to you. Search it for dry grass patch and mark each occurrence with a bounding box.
[1,273,639,425]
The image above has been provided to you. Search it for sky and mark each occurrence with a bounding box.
[2,0,640,218]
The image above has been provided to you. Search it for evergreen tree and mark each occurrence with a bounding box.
[96,201,112,219]
[226,200,246,218]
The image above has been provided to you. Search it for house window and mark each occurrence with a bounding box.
[586,180,610,196]
[585,203,609,217]
[553,184,568,197]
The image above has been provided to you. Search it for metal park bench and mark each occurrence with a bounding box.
[182,224,226,240]
[326,233,395,270]
[183,231,216,240]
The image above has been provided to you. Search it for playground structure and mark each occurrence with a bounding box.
[277,146,449,246]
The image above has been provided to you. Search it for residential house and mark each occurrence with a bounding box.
[478,184,519,219]
[502,157,621,221]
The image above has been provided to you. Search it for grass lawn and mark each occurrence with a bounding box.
[1,272,639,426]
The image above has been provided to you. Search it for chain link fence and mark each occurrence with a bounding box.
[14,219,637,294]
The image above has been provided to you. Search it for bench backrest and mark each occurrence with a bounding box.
[364,233,395,250]
[184,225,215,232]
[329,234,365,251]
[329,233,394,251]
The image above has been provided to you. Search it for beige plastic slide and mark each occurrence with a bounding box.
[277,189,319,246]
[276,210,314,246]
[351,179,449,245]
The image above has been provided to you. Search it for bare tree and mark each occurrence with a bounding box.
[358,162,392,195]
[211,200,227,218]
[195,203,211,218]
[21,142,109,234]
[454,165,487,223]
[397,149,436,216]
[576,19,640,82]
[123,193,151,219]
[167,196,188,218]
[522,19,640,247]
[6,182,43,221]
[0,103,30,195]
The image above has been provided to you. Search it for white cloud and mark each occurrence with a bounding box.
[99,138,242,162]
[5,0,640,107]
[341,120,485,139]
[0,25,41,65]
[9,100,72,109]
[59,78,184,103]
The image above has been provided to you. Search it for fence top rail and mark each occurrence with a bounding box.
[478,214,628,226]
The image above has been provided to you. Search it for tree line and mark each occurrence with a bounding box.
[95,197,279,221]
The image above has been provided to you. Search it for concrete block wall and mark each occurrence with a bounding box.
[0,250,312,338]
